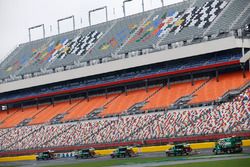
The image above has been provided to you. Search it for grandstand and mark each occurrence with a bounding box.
[0,0,250,156]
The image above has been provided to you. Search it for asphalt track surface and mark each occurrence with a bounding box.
[2,147,250,167]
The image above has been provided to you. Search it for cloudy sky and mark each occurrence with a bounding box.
[0,0,182,61]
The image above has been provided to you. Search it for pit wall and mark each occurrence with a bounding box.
[1,140,250,162]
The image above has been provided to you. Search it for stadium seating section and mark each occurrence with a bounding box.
[142,80,205,110]
[0,52,242,102]
[62,94,118,121]
[190,71,250,104]
[0,71,249,129]
[0,0,249,82]
[0,86,249,151]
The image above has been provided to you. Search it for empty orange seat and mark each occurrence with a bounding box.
[100,87,159,116]
[190,71,250,104]
[29,100,79,125]
[62,94,118,121]
[0,108,19,125]
[0,105,48,128]
[142,80,205,110]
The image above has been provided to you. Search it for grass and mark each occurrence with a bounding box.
[44,157,250,167]
[46,157,166,167]
[158,158,250,167]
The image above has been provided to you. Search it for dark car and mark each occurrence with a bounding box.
[75,148,96,159]
[110,146,136,158]
[36,151,56,160]
[166,144,192,156]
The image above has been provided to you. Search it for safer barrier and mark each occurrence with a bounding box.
[0,155,36,162]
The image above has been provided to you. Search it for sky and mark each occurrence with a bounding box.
[0,0,182,61]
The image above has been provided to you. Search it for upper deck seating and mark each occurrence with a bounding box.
[1,0,246,81]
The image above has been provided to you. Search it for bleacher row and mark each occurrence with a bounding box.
[0,86,249,151]
[0,0,249,82]
[0,71,249,129]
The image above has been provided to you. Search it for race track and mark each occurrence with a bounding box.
[2,147,250,167]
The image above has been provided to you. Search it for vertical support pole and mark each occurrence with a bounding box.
[161,0,164,6]
[167,78,170,89]
[216,70,219,82]
[36,98,39,109]
[28,28,31,42]
[105,89,108,98]
[125,85,128,95]
[123,2,126,17]
[69,95,72,104]
[145,79,148,92]
[42,24,45,38]
[86,91,89,101]
[105,6,108,22]
[57,20,60,34]
[89,11,91,26]
[142,0,145,12]
[242,39,245,57]
[21,103,23,112]
[52,97,55,107]
[72,16,75,30]
[191,73,194,86]
[242,63,246,78]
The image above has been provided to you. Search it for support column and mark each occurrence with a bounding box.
[69,95,72,104]
[52,97,55,107]
[125,85,128,95]
[86,91,89,101]
[21,103,24,112]
[242,63,246,78]
[191,73,194,86]
[167,78,170,89]
[36,98,39,109]
[216,70,219,82]
[105,89,108,98]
